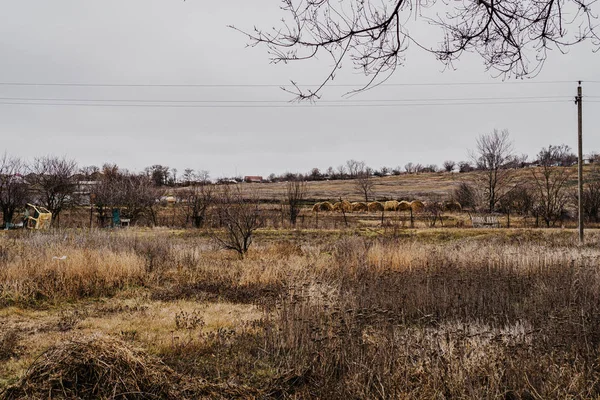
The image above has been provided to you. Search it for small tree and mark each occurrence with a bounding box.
[443,160,456,172]
[91,164,123,227]
[471,129,516,213]
[531,145,573,227]
[423,199,444,227]
[145,165,170,186]
[212,186,263,258]
[0,155,29,227]
[29,156,79,227]
[285,179,307,226]
[452,182,477,212]
[458,161,473,173]
[182,173,213,228]
[580,165,600,223]
[354,167,374,202]
[119,174,160,225]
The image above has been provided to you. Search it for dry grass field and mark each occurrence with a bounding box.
[1,226,600,399]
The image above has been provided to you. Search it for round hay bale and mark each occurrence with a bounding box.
[319,201,334,212]
[3,334,178,399]
[397,201,412,212]
[444,201,462,212]
[410,200,425,212]
[351,202,369,212]
[384,200,400,211]
[312,203,321,212]
[367,201,384,212]
[332,202,342,211]
[340,200,353,213]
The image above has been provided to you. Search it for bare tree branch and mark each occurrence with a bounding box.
[234,0,599,100]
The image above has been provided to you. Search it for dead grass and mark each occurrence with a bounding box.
[2,228,600,398]
[2,334,178,399]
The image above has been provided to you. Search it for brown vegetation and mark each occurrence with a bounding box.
[2,228,600,398]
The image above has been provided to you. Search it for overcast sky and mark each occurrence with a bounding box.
[0,1,599,179]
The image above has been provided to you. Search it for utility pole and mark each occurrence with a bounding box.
[576,81,584,244]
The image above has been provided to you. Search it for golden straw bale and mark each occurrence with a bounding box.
[319,201,334,212]
[384,200,400,211]
[397,201,412,212]
[340,200,353,212]
[351,202,369,212]
[312,203,321,212]
[410,200,425,212]
[368,202,384,212]
[332,202,342,211]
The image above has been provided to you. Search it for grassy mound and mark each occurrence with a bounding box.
[2,335,178,399]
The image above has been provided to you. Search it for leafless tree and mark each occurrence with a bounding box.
[458,161,474,173]
[28,156,79,227]
[580,165,600,223]
[285,178,307,226]
[119,174,160,226]
[531,145,574,227]
[443,160,456,173]
[235,0,599,100]
[346,160,366,178]
[471,129,516,213]
[0,155,29,227]
[336,165,348,179]
[423,199,444,227]
[354,167,375,202]
[182,172,213,228]
[91,164,123,227]
[212,186,263,258]
[452,182,478,212]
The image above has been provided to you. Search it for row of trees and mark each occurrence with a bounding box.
[452,130,597,227]
[0,155,80,227]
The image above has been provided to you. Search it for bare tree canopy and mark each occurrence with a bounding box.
[29,156,79,227]
[236,0,599,99]
[285,179,307,226]
[471,129,517,213]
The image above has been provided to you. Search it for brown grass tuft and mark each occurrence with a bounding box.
[2,334,178,399]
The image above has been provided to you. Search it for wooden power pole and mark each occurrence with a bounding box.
[576,81,584,244]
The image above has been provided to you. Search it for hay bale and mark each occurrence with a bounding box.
[384,200,400,211]
[367,202,384,212]
[311,203,321,212]
[444,200,462,212]
[332,202,342,211]
[319,201,334,212]
[410,200,425,212]
[351,202,369,212]
[397,201,412,212]
[3,334,178,399]
[339,200,352,213]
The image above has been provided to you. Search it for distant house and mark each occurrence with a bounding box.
[244,176,263,183]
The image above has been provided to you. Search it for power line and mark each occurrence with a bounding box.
[0,95,572,103]
[0,99,572,108]
[0,80,578,88]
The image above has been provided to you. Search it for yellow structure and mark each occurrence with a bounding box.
[24,204,52,230]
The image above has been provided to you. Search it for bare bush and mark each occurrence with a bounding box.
[285,179,307,226]
[212,186,263,258]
